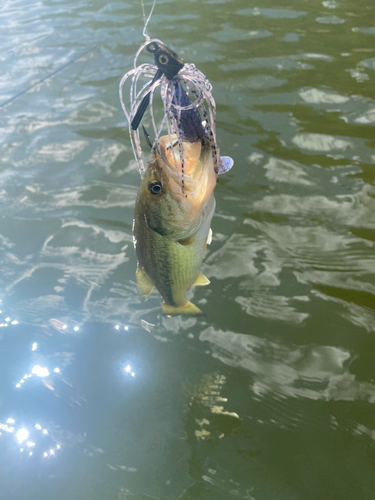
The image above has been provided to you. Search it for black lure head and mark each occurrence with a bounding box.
[146,41,184,80]
[130,41,185,131]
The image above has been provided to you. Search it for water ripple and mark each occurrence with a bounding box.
[200,327,375,402]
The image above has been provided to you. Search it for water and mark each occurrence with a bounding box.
[1,0,375,498]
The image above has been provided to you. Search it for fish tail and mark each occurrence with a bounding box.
[162,300,204,316]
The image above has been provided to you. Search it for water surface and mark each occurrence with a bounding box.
[1,0,375,499]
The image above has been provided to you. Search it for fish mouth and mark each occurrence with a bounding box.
[161,135,202,178]
[155,135,218,202]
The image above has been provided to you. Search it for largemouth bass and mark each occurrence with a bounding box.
[133,134,217,315]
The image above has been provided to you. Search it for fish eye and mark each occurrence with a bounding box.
[148,180,162,195]
[159,54,169,65]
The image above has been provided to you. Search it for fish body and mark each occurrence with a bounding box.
[133,135,217,315]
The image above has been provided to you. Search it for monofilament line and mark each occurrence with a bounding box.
[0,45,97,109]
[141,0,157,41]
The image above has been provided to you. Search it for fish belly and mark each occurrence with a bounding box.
[134,197,215,308]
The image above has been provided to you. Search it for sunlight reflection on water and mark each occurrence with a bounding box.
[1,0,375,498]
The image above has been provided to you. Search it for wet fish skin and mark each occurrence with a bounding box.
[133,136,217,315]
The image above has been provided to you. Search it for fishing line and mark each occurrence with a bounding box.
[119,1,234,179]
[0,44,98,109]
[141,0,157,41]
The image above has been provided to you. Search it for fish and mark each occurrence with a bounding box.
[121,38,234,314]
[133,134,217,315]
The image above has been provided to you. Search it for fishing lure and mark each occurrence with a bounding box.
[119,38,233,179]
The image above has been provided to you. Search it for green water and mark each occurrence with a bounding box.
[1,0,375,499]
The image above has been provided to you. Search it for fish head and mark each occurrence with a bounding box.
[137,135,217,240]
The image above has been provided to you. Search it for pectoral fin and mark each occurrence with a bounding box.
[203,229,212,255]
[207,228,212,245]
[162,301,204,316]
[136,267,154,301]
[193,272,210,286]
